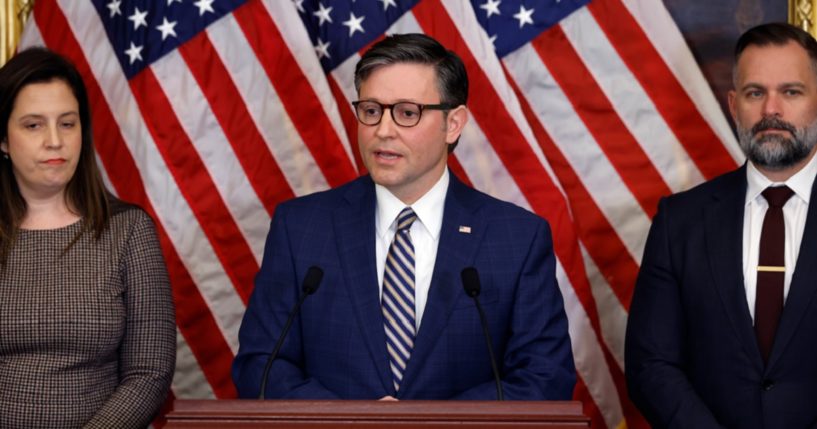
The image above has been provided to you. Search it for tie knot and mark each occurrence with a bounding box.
[396,207,417,231]
[762,186,794,208]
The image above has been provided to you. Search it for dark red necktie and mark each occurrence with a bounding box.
[755,186,794,364]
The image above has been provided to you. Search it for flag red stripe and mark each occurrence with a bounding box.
[573,376,607,429]
[32,0,238,399]
[533,25,670,218]
[129,68,258,302]
[502,65,639,309]
[588,0,738,178]
[178,32,295,215]
[233,0,359,187]
[327,75,367,174]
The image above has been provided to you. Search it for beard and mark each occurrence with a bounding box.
[736,115,817,171]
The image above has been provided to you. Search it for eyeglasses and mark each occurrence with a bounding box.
[352,100,455,127]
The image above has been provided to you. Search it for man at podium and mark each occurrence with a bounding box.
[232,34,575,400]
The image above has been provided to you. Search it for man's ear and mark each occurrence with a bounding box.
[445,105,469,144]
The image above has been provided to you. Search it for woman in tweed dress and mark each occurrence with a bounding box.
[0,48,175,428]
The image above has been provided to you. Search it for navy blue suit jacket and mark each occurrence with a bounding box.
[626,165,817,428]
[233,173,575,400]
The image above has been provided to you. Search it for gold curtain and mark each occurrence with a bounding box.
[1,0,32,67]
[791,0,817,35]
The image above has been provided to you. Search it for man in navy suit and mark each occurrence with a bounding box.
[232,34,575,400]
[626,23,817,428]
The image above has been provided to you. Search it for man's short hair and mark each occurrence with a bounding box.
[734,23,817,83]
[354,33,468,151]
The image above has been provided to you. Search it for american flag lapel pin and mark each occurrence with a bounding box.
[458,225,471,234]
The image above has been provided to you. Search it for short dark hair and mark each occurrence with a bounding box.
[354,33,468,151]
[734,23,817,82]
[0,47,112,266]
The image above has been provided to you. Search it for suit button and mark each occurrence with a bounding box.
[761,380,774,391]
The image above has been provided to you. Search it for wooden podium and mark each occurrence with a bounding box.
[165,399,589,428]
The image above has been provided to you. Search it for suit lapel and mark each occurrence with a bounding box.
[768,170,817,370]
[334,177,393,393]
[400,174,487,393]
[704,167,764,369]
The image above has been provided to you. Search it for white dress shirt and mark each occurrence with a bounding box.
[375,168,448,330]
[743,153,817,321]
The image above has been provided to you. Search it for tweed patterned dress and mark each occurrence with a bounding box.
[0,207,175,428]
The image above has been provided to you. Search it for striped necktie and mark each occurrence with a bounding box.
[382,207,417,392]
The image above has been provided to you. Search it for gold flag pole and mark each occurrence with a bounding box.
[791,0,817,35]
[1,0,33,67]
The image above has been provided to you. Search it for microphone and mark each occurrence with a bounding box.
[461,267,504,401]
[258,266,324,399]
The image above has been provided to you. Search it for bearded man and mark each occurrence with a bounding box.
[625,23,817,429]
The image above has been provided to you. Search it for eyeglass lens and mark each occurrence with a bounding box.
[355,101,423,127]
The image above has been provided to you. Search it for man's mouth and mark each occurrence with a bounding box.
[752,117,796,137]
[376,151,401,160]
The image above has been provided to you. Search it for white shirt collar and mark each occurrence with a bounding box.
[745,151,817,206]
[375,167,449,240]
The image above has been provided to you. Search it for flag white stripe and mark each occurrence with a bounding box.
[96,152,115,193]
[388,8,424,34]
[18,12,44,52]
[457,123,532,211]
[582,245,627,370]
[172,328,216,399]
[330,56,360,109]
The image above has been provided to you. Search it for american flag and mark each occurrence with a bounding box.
[19,0,743,427]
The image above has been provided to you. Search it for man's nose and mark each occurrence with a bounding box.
[374,108,398,138]
[762,93,783,117]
